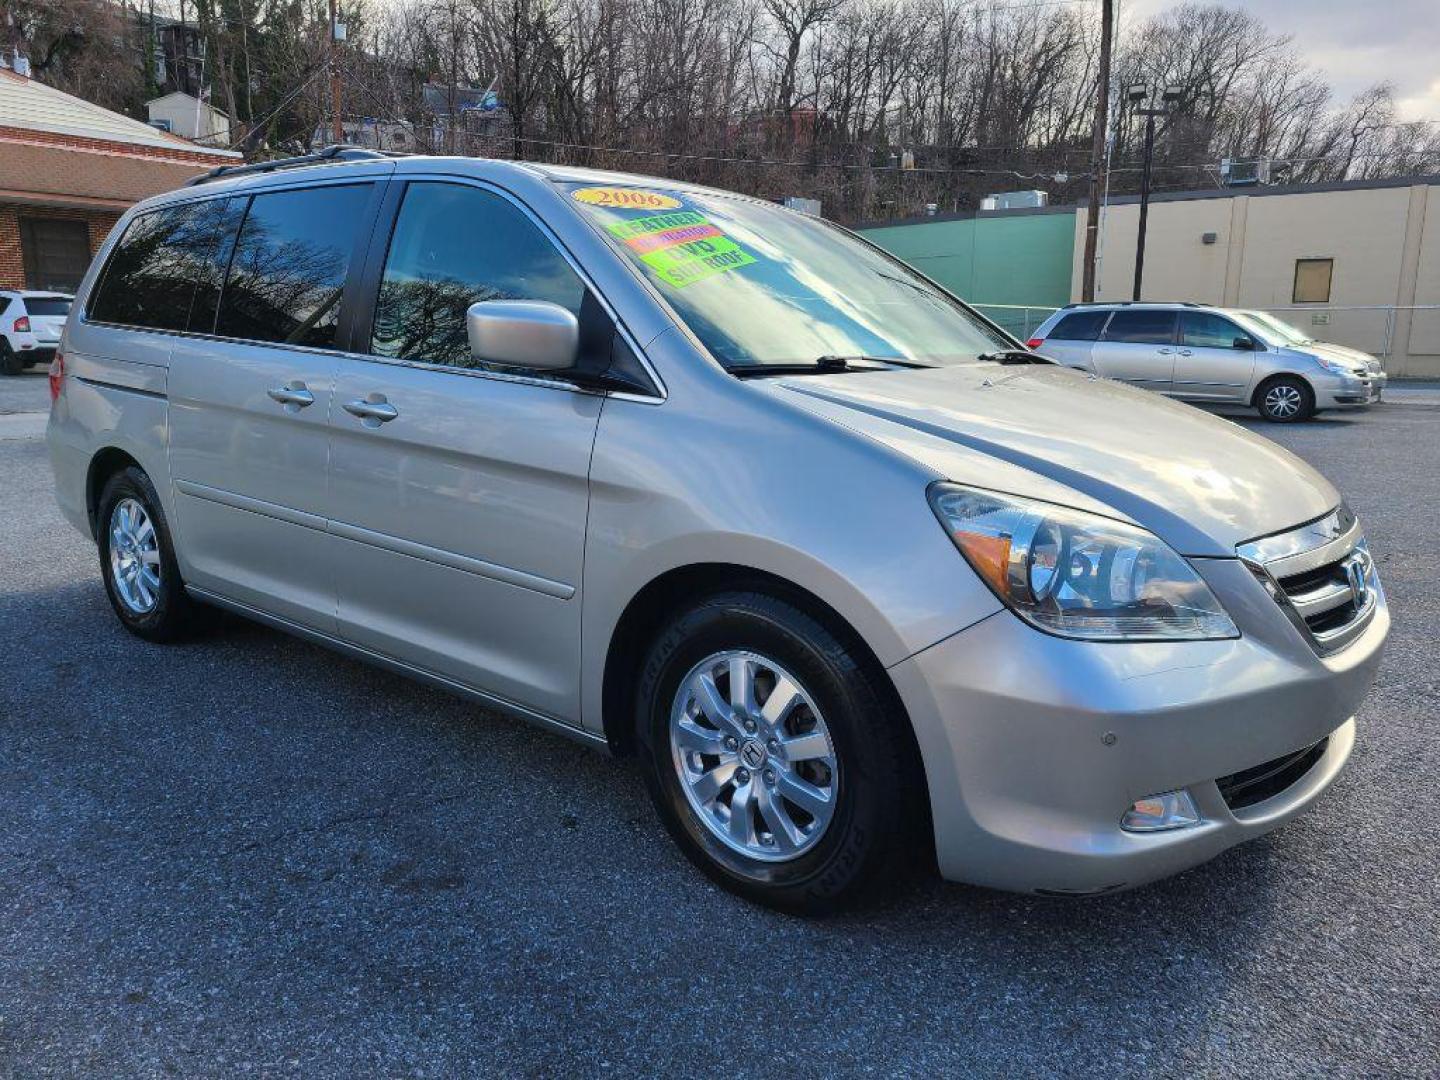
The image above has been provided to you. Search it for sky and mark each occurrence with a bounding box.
[1125,0,1440,121]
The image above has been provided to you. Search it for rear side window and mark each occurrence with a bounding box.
[23,297,73,317]
[1047,310,1109,341]
[1102,310,1176,344]
[216,184,372,349]
[369,182,584,366]
[89,200,237,331]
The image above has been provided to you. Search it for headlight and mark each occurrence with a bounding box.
[1311,354,1360,376]
[928,484,1238,641]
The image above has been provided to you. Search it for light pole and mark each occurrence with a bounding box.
[1127,84,1182,301]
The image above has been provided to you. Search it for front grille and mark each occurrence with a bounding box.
[1237,507,1378,655]
[1217,738,1328,810]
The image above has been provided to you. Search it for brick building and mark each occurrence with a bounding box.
[0,64,240,292]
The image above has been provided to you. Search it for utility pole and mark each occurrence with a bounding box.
[1128,85,1181,301]
[1080,0,1113,302]
[329,0,343,144]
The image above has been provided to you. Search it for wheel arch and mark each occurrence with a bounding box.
[1250,371,1315,409]
[86,446,145,538]
[600,562,914,761]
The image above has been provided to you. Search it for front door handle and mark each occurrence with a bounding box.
[1178,348,1193,356]
[267,382,315,410]
[343,395,399,426]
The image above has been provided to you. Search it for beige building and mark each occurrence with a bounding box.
[146,91,232,146]
[1073,176,1440,377]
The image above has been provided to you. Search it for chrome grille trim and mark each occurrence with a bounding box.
[1237,507,1378,656]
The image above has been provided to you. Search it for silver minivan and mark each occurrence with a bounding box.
[48,151,1388,912]
[1028,302,1387,422]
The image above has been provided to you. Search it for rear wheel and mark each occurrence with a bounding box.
[635,590,926,914]
[97,467,206,642]
[0,342,23,376]
[1257,376,1314,422]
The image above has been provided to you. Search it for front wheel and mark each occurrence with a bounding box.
[1257,376,1315,422]
[635,591,927,914]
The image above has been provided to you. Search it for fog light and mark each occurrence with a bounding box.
[1121,789,1201,833]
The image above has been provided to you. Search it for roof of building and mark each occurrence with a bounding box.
[856,172,1440,230]
[0,67,238,157]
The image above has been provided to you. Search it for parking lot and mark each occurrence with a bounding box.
[1,369,1437,1077]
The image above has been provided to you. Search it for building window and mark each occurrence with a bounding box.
[19,218,92,292]
[1293,258,1333,304]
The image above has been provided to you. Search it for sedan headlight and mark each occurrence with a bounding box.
[928,484,1238,641]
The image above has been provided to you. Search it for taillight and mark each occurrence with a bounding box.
[1025,337,1044,350]
[48,351,64,402]
[13,315,30,333]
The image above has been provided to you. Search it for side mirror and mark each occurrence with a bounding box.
[466,300,579,371]
[1232,336,1255,351]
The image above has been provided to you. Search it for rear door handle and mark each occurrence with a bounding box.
[343,395,399,426]
[1157,348,1174,355]
[267,382,315,409]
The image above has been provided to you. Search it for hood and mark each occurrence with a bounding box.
[762,364,1339,557]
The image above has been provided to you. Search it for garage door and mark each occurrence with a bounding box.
[20,218,92,291]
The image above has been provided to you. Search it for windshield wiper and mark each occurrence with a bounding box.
[977,350,1054,365]
[726,355,934,378]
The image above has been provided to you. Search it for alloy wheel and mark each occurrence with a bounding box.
[1264,383,1303,419]
[109,497,162,614]
[669,650,839,862]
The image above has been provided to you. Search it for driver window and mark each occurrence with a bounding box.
[1181,312,1247,350]
[370,182,584,367]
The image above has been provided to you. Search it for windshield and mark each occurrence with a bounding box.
[563,183,1010,369]
[1235,310,1312,346]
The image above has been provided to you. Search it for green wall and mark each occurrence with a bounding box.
[858,211,1075,315]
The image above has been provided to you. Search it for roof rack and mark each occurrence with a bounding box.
[185,144,397,187]
[1061,300,1203,309]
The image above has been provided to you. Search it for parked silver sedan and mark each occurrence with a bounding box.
[48,153,1387,912]
[1028,302,1387,421]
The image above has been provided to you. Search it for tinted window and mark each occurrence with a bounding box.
[216,185,372,348]
[23,297,73,317]
[1048,310,1109,341]
[370,182,584,367]
[1103,310,1176,344]
[1181,312,1246,349]
[89,200,238,331]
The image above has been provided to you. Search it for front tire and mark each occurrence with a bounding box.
[635,590,926,915]
[1257,376,1314,422]
[97,467,206,642]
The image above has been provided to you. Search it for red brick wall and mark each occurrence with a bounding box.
[0,202,123,290]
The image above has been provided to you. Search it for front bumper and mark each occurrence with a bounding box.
[1317,371,1386,407]
[889,557,1388,895]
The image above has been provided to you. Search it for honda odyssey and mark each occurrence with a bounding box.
[47,149,1388,912]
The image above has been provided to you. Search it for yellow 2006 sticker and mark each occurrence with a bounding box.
[572,187,683,210]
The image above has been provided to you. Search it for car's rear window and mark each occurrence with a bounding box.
[1102,310,1177,344]
[23,297,72,317]
[1048,310,1109,341]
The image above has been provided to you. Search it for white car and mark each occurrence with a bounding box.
[2,291,73,376]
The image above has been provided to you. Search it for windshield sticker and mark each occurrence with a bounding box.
[572,186,682,210]
[606,211,756,288]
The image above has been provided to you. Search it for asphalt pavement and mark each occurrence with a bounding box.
[1,374,1436,1077]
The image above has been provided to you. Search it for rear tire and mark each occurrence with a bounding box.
[0,342,23,376]
[1256,376,1314,422]
[96,467,206,642]
[635,590,927,915]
